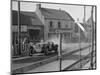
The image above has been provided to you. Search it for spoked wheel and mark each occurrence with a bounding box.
[44,50,49,56]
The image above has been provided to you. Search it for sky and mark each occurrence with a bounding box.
[12,1,96,23]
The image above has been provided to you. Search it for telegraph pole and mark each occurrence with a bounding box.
[18,1,21,55]
[78,19,82,69]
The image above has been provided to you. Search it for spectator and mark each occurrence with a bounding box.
[29,42,33,56]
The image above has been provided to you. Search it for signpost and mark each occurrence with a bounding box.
[55,29,63,71]
[12,26,27,32]
[59,33,62,71]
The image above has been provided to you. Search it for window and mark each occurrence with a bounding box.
[74,24,78,33]
[58,21,61,28]
[65,24,68,28]
[49,21,53,28]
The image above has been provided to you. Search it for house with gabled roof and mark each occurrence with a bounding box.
[35,4,75,42]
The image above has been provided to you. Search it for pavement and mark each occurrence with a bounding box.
[12,53,57,70]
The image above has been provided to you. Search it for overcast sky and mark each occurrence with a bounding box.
[12,1,95,22]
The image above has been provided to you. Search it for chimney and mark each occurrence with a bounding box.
[37,4,41,9]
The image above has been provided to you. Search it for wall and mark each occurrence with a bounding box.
[45,19,74,42]
[35,4,45,25]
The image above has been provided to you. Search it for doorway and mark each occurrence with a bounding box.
[28,29,40,42]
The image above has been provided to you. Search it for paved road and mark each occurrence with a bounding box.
[26,45,94,73]
[12,53,57,64]
[12,43,90,63]
[12,43,95,73]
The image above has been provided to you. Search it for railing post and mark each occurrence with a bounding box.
[91,6,94,69]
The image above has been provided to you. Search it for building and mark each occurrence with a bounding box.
[12,4,79,56]
[12,11,44,56]
[84,16,95,42]
[73,16,95,43]
[35,4,75,43]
